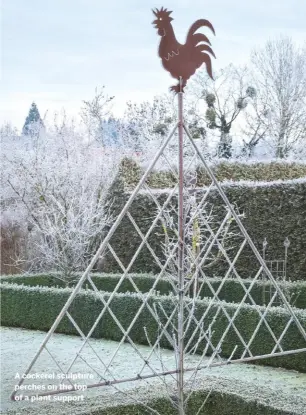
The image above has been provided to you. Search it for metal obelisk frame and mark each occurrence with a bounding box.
[10,8,306,415]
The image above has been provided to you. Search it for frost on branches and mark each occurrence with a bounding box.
[154,171,244,298]
[1,121,119,284]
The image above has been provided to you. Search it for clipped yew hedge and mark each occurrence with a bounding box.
[74,388,303,415]
[1,282,305,372]
[119,158,306,189]
[4,383,304,415]
[1,273,306,310]
[0,273,171,296]
[196,278,306,310]
[103,177,306,281]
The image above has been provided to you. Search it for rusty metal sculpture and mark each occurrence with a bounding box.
[152,7,216,93]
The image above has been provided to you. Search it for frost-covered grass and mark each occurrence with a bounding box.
[1,327,306,414]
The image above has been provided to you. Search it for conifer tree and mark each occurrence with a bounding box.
[22,102,44,136]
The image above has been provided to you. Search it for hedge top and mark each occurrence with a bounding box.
[118,158,306,190]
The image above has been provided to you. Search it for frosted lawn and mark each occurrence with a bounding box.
[1,327,306,414]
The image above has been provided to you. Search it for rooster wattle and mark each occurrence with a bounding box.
[152,7,216,93]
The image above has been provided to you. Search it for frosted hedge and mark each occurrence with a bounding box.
[1,273,306,310]
[1,282,305,372]
[103,174,306,281]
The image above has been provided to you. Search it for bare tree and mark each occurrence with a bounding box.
[122,94,177,151]
[190,64,256,158]
[80,86,115,146]
[0,122,18,140]
[1,118,118,283]
[249,36,306,158]
[122,95,206,154]
[240,93,271,158]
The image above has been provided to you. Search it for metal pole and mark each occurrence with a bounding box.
[177,77,185,415]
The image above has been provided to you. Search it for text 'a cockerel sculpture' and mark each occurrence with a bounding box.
[152,7,216,93]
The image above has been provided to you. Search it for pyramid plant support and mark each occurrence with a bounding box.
[10,86,306,413]
[10,8,306,415]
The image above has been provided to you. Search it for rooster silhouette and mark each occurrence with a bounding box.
[152,7,216,93]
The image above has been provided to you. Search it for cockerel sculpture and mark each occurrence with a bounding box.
[152,7,216,93]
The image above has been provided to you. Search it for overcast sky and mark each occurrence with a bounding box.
[0,0,305,130]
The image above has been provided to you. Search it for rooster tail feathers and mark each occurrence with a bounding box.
[190,33,211,46]
[201,54,214,80]
[197,44,216,59]
[189,19,215,36]
[186,19,215,45]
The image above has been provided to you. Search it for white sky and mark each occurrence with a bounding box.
[0,0,305,130]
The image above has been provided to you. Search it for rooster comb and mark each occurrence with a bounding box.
[152,7,173,18]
